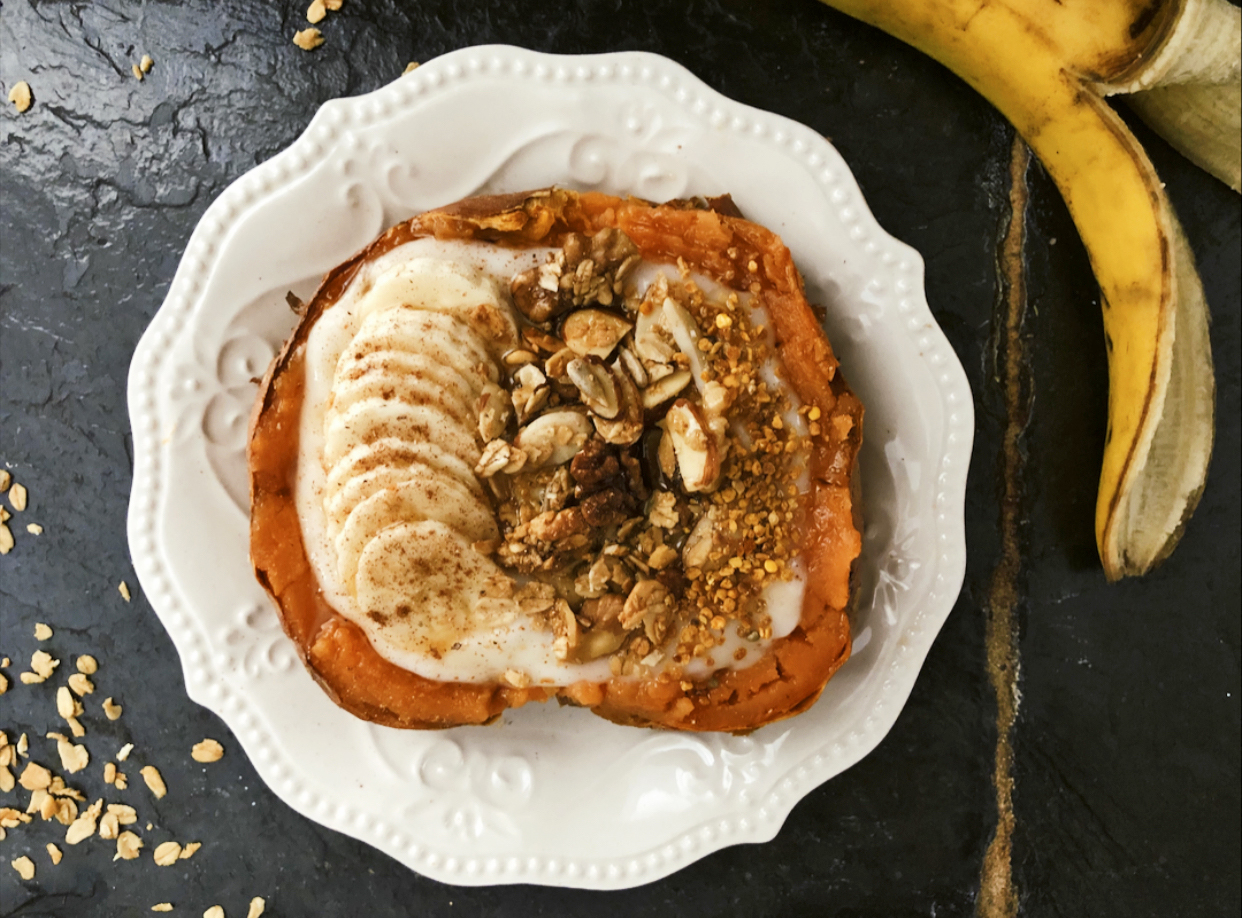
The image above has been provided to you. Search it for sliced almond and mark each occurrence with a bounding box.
[544,346,575,382]
[248,897,267,918]
[46,842,62,865]
[514,411,592,468]
[634,307,678,363]
[307,0,327,23]
[116,743,133,762]
[566,358,619,419]
[561,309,633,359]
[179,840,201,860]
[205,907,226,918]
[592,364,644,447]
[76,654,99,675]
[618,346,649,387]
[665,399,720,492]
[34,622,52,640]
[152,906,174,913]
[102,697,122,720]
[521,326,563,354]
[68,673,94,696]
[640,368,692,409]
[153,840,182,865]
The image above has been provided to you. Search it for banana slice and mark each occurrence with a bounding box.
[334,349,489,403]
[325,461,490,531]
[328,366,477,427]
[352,520,513,655]
[323,399,481,469]
[334,472,498,588]
[324,438,483,502]
[356,258,519,356]
[347,309,496,381]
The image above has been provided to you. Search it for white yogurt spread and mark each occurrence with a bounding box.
[297,237,809,684]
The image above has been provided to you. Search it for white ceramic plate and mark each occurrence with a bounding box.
[126,46,972,889]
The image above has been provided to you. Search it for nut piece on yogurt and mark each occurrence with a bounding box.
[640,368,693,409]
[665,399,721,492]
[566,358,619,419]
[592,364,643,447]
[561,309,633,359]
[514,411,593,468]
[510,364,550,423]
[477,382,514,441]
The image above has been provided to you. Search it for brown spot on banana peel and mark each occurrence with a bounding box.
[817,0,1214,579]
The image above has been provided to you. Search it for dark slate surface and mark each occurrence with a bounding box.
[1,1,1237,916]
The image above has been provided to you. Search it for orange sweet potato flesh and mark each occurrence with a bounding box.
[249,188,863,733]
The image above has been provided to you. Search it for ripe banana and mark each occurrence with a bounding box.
[818,0,1239,579]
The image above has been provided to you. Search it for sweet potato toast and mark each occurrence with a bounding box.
[249,188,862,732]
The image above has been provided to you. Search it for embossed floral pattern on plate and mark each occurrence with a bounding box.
[126,46,972,889]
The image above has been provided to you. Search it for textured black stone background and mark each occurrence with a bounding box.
[0,1,1237,916]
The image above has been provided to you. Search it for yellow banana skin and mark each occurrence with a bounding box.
[817,0,1219,579]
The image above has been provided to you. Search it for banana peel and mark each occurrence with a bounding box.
[817,0,1238,579]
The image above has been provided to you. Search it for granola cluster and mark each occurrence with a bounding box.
[472,229,811,679]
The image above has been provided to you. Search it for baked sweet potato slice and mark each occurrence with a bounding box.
[249,188,862,732]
